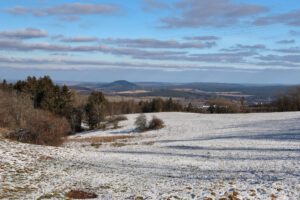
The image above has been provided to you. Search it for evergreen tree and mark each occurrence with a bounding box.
[85,91,107,129]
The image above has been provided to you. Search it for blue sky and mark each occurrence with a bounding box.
[0,0,300,84]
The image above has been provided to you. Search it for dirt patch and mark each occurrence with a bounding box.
[66,190,98,199]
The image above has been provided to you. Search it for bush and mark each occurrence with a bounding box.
[148,116,165,130]
[0,90,32,129]
[6,110,70,146]
[1,90,70,146]
[134,114,147,132]
[134,114,165,132]
[26,110,70,146]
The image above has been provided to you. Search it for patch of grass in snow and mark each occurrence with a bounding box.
[98,185,111,189]
[110,142,127,147]
[134,196,144,200]
[37,155,54,161]
[166,195,180,200]
[271,194,277,199]
[69,135,133,143]
[249,189,256,196]
[37,192,62,200]
[90,143,102,148]
[141,141,155,145]
[228,191,240,200]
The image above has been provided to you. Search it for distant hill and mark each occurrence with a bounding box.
[101,80,141,92]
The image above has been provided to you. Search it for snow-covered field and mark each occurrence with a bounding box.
[1,112,300,199]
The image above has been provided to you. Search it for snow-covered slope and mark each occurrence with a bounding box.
[1,112,300,199]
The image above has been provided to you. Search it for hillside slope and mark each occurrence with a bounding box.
[1,112,300,199]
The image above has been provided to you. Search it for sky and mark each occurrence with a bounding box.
[0,0,300,84]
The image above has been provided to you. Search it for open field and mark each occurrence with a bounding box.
[1,112,300,199]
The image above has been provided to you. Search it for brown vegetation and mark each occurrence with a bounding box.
[107,115,128,123]
[148,116,165,130]
[134,114,165,132]
[66,190,98,199]
[5,110,70,146]
[0,90,70,146]
[69,135,133,143]
[0,127,9,138]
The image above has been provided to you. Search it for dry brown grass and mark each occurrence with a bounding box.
[38,155,54,161]
[110,142,127,147]
[66,190,98,199]
[69,135,134,143]
[249,189,256,196]
[0,127,9,138]
[0,127,9,132]
[142,141,155,145]
[271,194,277,200]
[228,193,241,200]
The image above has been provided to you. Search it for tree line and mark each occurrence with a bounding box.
[1,76,299,146]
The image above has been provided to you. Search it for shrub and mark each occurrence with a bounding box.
[25,110,70,146]
[134,114,165,132]
[0,90,32,129]
[1,90,70,146]
[6,110,70,146]
[134,114,147,132]
[148,116,165,130]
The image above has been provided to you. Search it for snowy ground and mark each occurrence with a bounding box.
[1,112,300,199]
